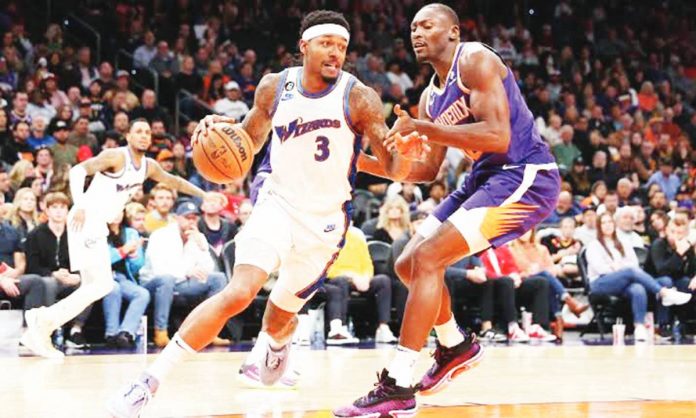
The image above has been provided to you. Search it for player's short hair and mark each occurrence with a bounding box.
[44,191,70,208]
[424,3,460,27]
[129,117,150,131]
[299,10,350,37]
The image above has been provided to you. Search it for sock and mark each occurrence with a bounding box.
[387,345,420,387]
[146,333,196,383]
[245,332,268,365]
[433,315,464,348]
[267,333,285,350]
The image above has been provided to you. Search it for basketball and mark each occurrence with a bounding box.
[192,122,254,183]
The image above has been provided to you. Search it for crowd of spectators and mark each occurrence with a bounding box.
[2,0,696,349]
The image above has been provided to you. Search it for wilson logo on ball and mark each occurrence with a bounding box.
[221,125,249,161]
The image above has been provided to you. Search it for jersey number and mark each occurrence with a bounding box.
[314,136,330,162]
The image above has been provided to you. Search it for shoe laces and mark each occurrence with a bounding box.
[123,382,151,408]
[365,371,392,400]
[431,343,454,366]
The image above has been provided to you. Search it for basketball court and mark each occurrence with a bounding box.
[3,340,696,417]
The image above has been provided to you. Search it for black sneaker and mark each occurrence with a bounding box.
[116,331,135,349]
[66,330,88,349]
[105,335,119,349]
[418,332,484,396]
[333,369,416,417]
[656,325,673,342]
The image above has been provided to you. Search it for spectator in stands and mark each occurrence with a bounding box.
[25,192,92,348]
[124,202,147,237]
[552,125,581,170]
[634,140,658,182]
[325,225,396,344]
[6,187,38,239]
[588,150,620,189]
[139,201,231,347]
[130,89,170,127]
[73,46,98,89]
[649,217,696,339]
[133,30,157,69]
[480,245,556,342]
[648,189,668,217]
[586,212,691,341]
[9,91,30,126]
[144,183,175,234]
[542,217,582,280]
[539,114,562,146]
[149,41,179,78]
[8,160,34,192]
[213,81,249,121]
[545,191,580,224]
[0,167,11,202]
[27,116,54,149]
[235,199,253,229]
[615,206,645,248]
[385,61,413,94]
[648,209,669,243]
[26,89,56,123]
[155,149,176,175]
[509,229,588,339]
[565,156,591,196]
[198,192,237,256]
[171,141,191,178]
[112,111,130,138]
[175,55,203,97]
[2,121,32,164]
[360,55,391,95]
[616,178,636,206]
[42,72,69,110]
[67,116,98,150]
[647,158,681,202]
[373,195,410,244]
[234,62,257,105]
[598,191,620,216]
[49,120,77,167]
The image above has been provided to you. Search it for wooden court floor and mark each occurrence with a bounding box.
[2,344,696,417]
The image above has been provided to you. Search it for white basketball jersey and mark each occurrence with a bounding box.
[83,146,147,224]
[264,67,360,214]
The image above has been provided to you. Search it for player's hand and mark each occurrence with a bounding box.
[192,115,237,143]
[185,228,209,250]
[689,277,696,291]
[70,208,86,232]
[387,104,417,138]
[385,132,431,161]
[0,276,20,297]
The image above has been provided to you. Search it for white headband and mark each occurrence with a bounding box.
[301,23,350,43]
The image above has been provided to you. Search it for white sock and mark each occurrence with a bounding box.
[387,345,420,388]
[267,333,285,350]
[146,333,196,383]
[245,332,269,365]
[433,315,464,347]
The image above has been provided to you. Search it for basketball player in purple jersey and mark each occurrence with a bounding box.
[335,4,560,417]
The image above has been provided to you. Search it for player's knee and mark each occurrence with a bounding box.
[394,253,413,282]
[218,282,258,314]
[411,244,441,276]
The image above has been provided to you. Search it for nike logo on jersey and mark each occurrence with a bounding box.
[274,118,342,142]
[502,164,521,170]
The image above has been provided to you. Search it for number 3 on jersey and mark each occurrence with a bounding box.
[315,136,330,162]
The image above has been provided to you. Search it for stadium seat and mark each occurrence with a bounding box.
[367,241,392,276]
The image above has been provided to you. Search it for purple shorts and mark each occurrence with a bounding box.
[417,163,560,252]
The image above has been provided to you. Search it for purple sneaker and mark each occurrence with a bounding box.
[333,369,416,418]
[418,332,484,396]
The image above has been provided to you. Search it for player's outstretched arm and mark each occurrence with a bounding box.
[358,88,447,182]
[146,159,206,199]
[193,73,280,155]
[390,50,511,154]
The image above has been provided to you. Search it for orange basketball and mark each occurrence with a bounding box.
[192,122,254,183]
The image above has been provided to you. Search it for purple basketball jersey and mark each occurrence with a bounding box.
[426,42,554,173]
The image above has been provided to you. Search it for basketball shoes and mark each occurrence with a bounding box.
[417,332,484,396]
[332,369,417,418]
[20,307,64,359]
[238,362,300,389]
[258,343,291,385]
[107,374,158,418]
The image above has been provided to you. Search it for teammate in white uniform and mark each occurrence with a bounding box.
[108,10,427,417]
[20,119,210,359]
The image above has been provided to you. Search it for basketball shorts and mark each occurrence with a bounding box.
[67,208,111,272]
[418,162,560,253]
[234,188,349,313]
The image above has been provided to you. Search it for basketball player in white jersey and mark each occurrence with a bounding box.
[108,10,427,417]
[20,118,210,359]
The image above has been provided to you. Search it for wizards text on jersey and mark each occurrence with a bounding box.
[274,118,342,143]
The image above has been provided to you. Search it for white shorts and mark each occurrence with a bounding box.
[67,208,110,272]
[234,190,348,313]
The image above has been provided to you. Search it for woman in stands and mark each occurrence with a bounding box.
[586,212,691,341]
[372,195,411,244]
[6,187,39,239]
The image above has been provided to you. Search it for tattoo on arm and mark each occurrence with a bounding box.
[240,73,281,153]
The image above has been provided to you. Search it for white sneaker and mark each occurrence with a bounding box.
[327,326,359,345]
[634,324,648,341]
[527,324,557,342]
[20,308,64,359]
[507,324,530,343]
[661,288,692,306]
[375,325,397,344]
[237,362,300,389]
[106,377,156,418]
[292,314,312,346]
